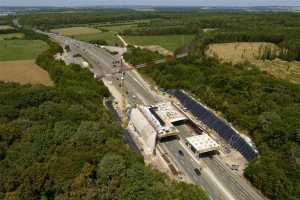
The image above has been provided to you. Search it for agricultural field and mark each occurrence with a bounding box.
[73,32,122,46]
[0,59,54,86]
[50,26,100,36]
[0,33,24,40]
[123,34,194,51]
[206,42,300,83]
[0,40,48,61]
[206,42,280,64]
[254,59,300,84]
[0,25,14,30]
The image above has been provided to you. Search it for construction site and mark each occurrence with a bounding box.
[130,101,222,163]
[50,32,263,200]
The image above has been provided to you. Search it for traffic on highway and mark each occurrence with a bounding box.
[46,31,264,200]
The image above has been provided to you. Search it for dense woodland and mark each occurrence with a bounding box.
[8,11,300,200]
[139,55,300,200]
[0,31,208,200]
[19,11,161,30]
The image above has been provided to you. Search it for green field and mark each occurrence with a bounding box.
[123,34,195,51]
[73,32,122,46]
[0,40,48,61]
[96,24,139,32]
[0,33,24,40]
[0,25,14,30]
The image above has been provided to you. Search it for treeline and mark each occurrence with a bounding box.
[201,29,300,61]
[89,39,108,46]
[0,31,208,200]
[139,56,300,200]
[122,25,199,36]
[0,16,12,26]
[21,29,49,40]
[124,46,163,65]
[194,13,300,61]
[0,29,18,34]
[19,11,162,30]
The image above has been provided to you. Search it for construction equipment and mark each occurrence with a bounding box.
[120,59,129,127]
[98,53,188,79]
[101,53,188,127]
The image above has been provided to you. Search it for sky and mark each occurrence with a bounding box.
[1,0,300,7]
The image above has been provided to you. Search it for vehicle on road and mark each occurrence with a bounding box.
[178,150,184,156]
[194,168,201,176]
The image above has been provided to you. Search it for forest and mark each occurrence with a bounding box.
[139,55,300,200]
[9,10,300,200]
[0,30,208,200]
[19,11,161,30]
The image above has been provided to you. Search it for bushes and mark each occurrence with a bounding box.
[124,46,163,65]
[89,39,108,46]
[0,29,18,34]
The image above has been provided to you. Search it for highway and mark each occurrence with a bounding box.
[48,33,158,106]
[47,32,264,200]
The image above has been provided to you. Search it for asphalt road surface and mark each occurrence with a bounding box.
[47,32,264,200]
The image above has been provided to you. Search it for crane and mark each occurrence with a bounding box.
[100,52,188,127]
[120,59,129,127]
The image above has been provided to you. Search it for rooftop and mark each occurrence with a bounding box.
[153,102,187,124]
[144,102,188,138]
[186,134,220,154]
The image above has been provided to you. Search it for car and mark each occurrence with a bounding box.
[231,164,239,171]
[178,150,184,156]
[194,168,201,176]
[182,107,188,112]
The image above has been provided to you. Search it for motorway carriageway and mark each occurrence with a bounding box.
[49,33,263,200]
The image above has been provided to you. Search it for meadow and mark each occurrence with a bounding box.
[123,34,194,51]
[206,42,280,64]
[0,40,48,61]
[0,25,14,30]
[73,32,122,46]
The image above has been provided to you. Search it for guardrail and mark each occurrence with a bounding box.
[168,89,258,161]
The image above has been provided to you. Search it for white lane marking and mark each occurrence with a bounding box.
[179,140,236,200]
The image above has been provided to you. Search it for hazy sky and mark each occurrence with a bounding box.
[1,0,300,7]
